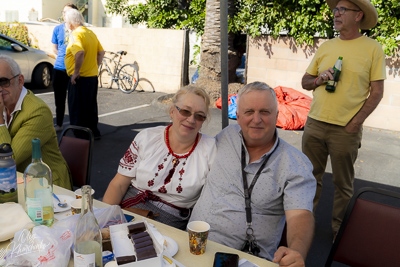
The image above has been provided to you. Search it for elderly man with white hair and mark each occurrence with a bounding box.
[64,9,105,140]
[0,54,72,189]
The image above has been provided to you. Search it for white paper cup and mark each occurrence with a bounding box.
[74,188,95,199]
[71,199,82,215]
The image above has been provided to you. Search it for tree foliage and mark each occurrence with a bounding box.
[105,0,400,56]
[0,22,39,49]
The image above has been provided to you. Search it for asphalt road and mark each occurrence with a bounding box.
[33,83,400,267]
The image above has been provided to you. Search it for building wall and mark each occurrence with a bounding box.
[42,0,70,21]
[0,0,42,22]
[247,35,400,132]
[26,25,185,94]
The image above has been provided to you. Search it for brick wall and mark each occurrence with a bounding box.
[247,35,400,132]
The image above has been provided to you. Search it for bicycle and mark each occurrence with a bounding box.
[98,51,140,94]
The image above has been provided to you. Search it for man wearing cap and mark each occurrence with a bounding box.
[301,0,386,238]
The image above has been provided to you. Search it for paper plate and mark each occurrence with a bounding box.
[163,235,178,257]
[53,194,75,213]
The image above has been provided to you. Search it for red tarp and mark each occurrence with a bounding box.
[274,86,312,130]
[215,94,236,109]
[215,86,312,130]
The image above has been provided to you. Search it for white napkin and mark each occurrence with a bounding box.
[0,202,32,242]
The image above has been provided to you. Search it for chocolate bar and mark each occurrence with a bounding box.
[129,232,149,240]
[136,246,157,261]
[127,222,146,234]
[136,245,155,254]
[134,240,153,250]
[116,255,136,265]
[132,235,152,244]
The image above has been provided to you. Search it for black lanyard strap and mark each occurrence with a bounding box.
[241,139,279,225]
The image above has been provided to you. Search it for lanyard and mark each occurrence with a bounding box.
[241,139,279,225]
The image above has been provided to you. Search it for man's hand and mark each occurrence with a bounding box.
[344,120,362,133]
[71,73,80,85]
[0,92,5,124]
[273,246,305,267]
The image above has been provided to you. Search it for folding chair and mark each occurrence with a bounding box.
[325,187,400,267]
[58,125,94,189]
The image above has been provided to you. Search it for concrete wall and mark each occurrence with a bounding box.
[247,35,400,132]
[26,25,185,94]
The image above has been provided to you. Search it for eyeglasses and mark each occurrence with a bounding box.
[0,74,20,88]
[332,7,361,15]
[175,105,207,122]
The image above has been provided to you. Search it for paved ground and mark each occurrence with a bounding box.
[35,85,400,267]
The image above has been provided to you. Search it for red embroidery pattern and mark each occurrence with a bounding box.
[147,125,199,194]
[120,141,139,170]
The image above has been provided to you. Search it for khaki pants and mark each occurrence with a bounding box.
[302,117,362,232]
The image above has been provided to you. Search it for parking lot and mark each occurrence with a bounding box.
[33,83,400,267]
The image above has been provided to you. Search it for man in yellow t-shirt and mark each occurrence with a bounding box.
[301,0,386,238]
[64,9,105,140]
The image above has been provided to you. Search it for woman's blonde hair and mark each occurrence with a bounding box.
[170,85,211,118]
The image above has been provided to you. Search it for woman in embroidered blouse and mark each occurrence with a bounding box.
[103,85,216,229]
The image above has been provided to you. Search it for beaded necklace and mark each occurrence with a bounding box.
[147,124,199,194]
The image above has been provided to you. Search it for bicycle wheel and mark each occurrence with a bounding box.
[99,69,113,89]
[117,64,139,94]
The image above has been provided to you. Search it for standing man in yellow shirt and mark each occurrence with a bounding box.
[301,0,386,239]
[64,9,105,140]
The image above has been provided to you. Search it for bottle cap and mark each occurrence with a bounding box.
[0,143,13,157]
[32,138,42,159]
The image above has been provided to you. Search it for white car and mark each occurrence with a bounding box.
[0,33,55,88]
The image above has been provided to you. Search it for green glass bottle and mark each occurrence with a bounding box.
[326,56,343,92]
[24,138,54,226]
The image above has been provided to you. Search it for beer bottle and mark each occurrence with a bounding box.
[326,56,343,92]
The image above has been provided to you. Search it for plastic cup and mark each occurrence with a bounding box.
[74,188,95,199]
[187,221,210,255]
[71,199,82,215]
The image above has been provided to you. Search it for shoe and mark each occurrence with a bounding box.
[54,125,63,132]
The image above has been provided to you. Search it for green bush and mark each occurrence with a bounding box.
[106,0,400,56]
[0,22,39,49]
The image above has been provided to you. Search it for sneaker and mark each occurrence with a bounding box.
[54,124,63,132]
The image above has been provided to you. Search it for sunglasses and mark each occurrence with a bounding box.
[175,105,207,122]
[0,74,20,88]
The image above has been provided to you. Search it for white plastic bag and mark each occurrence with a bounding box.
[5,225,73,267]
[53,205,127,234]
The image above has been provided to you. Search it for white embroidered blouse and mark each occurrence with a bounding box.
[118,126,216,208]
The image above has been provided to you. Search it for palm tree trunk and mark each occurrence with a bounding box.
[198,0,240,83]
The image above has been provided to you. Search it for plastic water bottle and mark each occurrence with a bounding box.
[0,143,17,203]
[24,138,54,226]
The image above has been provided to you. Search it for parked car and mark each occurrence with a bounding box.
[0,33,55,88]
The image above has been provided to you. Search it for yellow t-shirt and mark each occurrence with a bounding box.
[306,36,386,126]
[65,26,104,77]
